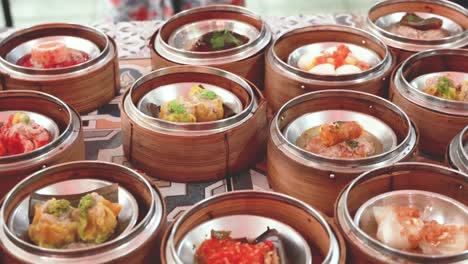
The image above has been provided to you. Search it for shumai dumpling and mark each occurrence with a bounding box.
[28,198,79,248]
[189,85,224,122]
[78,193,122,244]
[159,98,197,123]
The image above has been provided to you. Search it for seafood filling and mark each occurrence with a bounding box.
[296,121,383,159]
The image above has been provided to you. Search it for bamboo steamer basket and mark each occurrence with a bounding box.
[0,23,120,114]
[0,161,166,264]
[120,66,268,182]
[161,190,346,263]
[367,0,468,63]
[267,90,418,216]
[0,90,84,199]
[150,5,272,88]
[447,126,468,174]
[335,162,468,263]
[389,48,468,159]
[264,25,395,111]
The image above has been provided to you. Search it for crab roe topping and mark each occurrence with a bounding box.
[420,220,467,248]
[393,206,423,248]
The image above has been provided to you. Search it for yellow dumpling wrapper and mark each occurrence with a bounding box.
[28,199,78,249]
[78,193,122,244]
[159,97,197,123]
[189,85,224,122]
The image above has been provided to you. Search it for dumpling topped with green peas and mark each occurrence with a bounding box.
[28,198,79,248]
[78,193,122,244]
[159,85,224,123]
[28,192,122,249]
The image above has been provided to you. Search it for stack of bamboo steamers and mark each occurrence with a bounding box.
[0,1,467,263]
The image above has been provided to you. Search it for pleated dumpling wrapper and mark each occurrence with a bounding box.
[188,85,224,122]
[77,192,122,244]
[28,198,79,248]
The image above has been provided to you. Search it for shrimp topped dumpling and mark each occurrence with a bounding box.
[297,120,382,159]
[373,206,424,250]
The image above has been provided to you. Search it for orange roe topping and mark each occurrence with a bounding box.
[393,206,421,219]
[393,206,423,248]
[420,220,465,247]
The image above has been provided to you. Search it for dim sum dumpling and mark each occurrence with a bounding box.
[159,97,197,123]
[188,85,224,122]
[309,63,335,75]
[419,221,468,255]
[297,52,317,71]
[31,41,69,66]
[336,64,361,75]
[78,193,122,244]
[373,206,424,250]
[28,198,79,248]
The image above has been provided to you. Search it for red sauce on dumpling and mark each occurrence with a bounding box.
[16,49,89,69]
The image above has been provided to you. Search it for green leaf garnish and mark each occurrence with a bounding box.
[168,101,187,114]
[346,140,359,148]
[210,30,243,50]
[403,13,423,23]
[200,90,218,100]
[436,76,457,100]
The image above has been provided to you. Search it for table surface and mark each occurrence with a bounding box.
[0,15,438,220]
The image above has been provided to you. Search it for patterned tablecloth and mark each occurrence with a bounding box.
[1,14,363,220]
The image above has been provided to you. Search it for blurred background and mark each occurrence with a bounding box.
[0,0,466,27]
[0,0,381,27]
